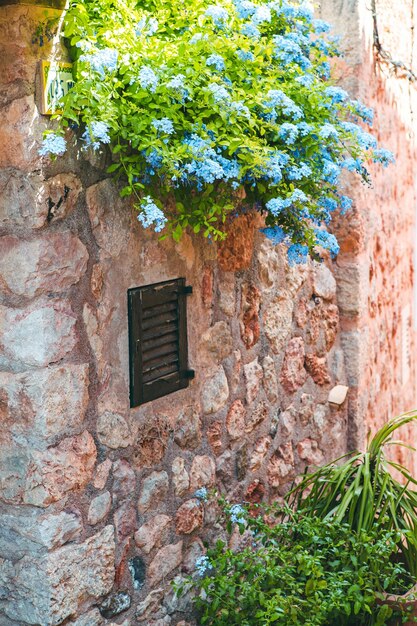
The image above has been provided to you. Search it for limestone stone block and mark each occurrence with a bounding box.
[0,508,83,559]
[0,95,46,171]
[328,385,349,405]
[207,421,223,456]
[249,437,271,471]
[174,406,202,450]
[0,232,88,298]
[201,366,229,414]
[1,525,115,625]
[305,354,331,386]
[67,608,103,626]
[148,541,183,586]
[189,455,216,491]
[256,238,286,290]
[0,300,77,368]
[267,443,295,487]
[200,321,233,362]
[313,263,337,300]
[264,292,294,354]
[42,173,82,223]
[217,212,259,271]
[246,401,269,434]
[0,364,89,445]
[97,412,133,449]
[280,337,307,394]
[0,169,45,229]
[262,356,279,404]
[138,471,169,514]
[23,431,97,507]
[243,358,263,405]
[86,179,131,259]
[93,459,112,490]
[112,459,136,506]
[175,499,204,535]
[135,589,165,621]
[297,439,324,466]
[134,514,171,554]
[114,502,137,542]
[88,491,112,525]
[172,458,189,497]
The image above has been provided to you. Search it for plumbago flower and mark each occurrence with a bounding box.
[47,0,394,262]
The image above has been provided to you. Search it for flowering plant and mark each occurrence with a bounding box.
[45,0,394,261]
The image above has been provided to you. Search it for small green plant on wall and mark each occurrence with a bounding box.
[41,0,394,262]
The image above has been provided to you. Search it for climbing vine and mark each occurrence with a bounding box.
[41,0,394,262]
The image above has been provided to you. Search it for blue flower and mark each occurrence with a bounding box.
[205,5,229,26]
[230,504,246,524]
[195,555,212,576]
[152,117,175,134]
[372,148,395,167]
[194,487,208,501]
[279,122,299,144]
[236,49,255,61]
[262,226,286,244]
[138,196,167,232]
[266,197,287,216]
[295,74,315,88]
[313,18,331,33]
[324,86,348,103]
[350,99,374,126]
[208,83,231,102]
[340,195,353,213]
[252,5,271,24]
[240,22,261,38]
[138,66,159,92]
[265,90,303,120]
[273,34,311,70]
[287,243,309,265]
[190,32,205,44]
[231,101,250,118]
[82,121,111,149]
[322,160,341,184]
[233,0,255,19]
[80,48,118,76]
[39,133,67,156]
[206,54,225,71]
[135,16,159,36]
[314,228,340,257]
[287,162,312,180]
[319,123,338,140]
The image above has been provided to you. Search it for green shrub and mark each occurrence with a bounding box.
[184,504,413,625]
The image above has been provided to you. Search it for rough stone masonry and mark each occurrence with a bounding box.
[0,1,415,624]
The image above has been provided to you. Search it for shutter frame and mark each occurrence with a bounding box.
[128,278,193,407]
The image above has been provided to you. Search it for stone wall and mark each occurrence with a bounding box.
[319,0,417,471]
[0,0,415,624]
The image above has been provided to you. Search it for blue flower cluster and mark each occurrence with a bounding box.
[230,504,246,525]
[152,118,175,135]
[138,66,159,92]
[314,228,340,257]
[135,16,158,37]
[181,134,240,189]
[205,5,228,26]
[39,133,67,156]
[137,196,167,232]
[206,54,225,71]
[265,90,303,120]
[287,243,309,265]
[194,487,208,501]
[195,555,212,576]
[80,47,118,76]
[82,121,111,149]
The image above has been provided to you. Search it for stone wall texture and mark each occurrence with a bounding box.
[0,1,415,625]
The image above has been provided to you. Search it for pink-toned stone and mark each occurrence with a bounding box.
[0,95,46,170]
[0,364,89,444]
[183,538,205,574]
[114,502,137,542]
[93,459,112,490]
[299,393,315,426]
[267,443,295,488]
[24,431,97,507]
[174,406,202,450]
[226,400,246,440]
[86,179,131,259]
[262,356,279,404]
[279,406,296,438]
[138,471,169,514]
[207,421,223,456]
[112,459,136,505]
[41,173,83,223]
[135,589,165,622]
[240,283,260,349]
[0,170,45,229]
[256,239,286,291]
[218,273,236,316]
[200,321,233,362]
[280,337,308,393]
[244,358,263,404]
[245,480,266,504]
[134,514,171,554]
[297,439,324,466]
[88,491,112,526]
[190,455,216,491]
[97,412,133,449]
[313,264,337,301]
[134,415,171,467]
[172,458,190,497]
[264,292,294,354]
[246,401,269,434]
[217,212,259,271]
[91,263,104,300]
[148,542,183,586]
[175,499,204,534]
[0,232,88,297]
[0,300,77,367]
[249,437,271,471]
[201,366,229,414]
[305,354,331,386]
